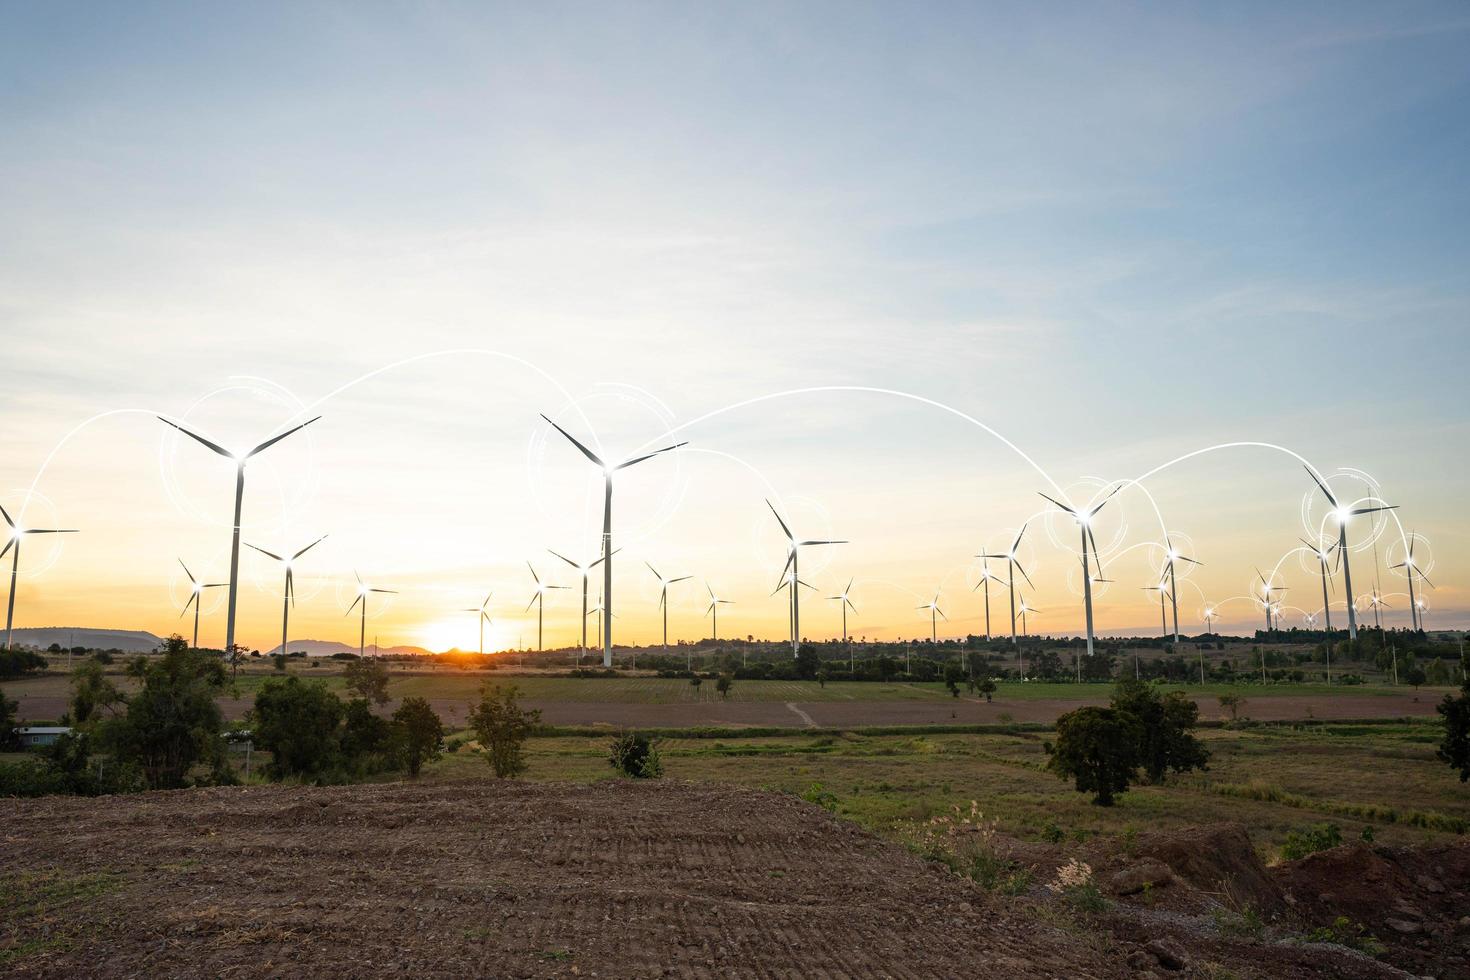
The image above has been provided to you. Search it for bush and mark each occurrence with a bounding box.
[391,696,444,778]
[0,732,142,798]
[252,675,345,779]
[344,657,392,705]
[0,649,46,680]
[1280,822,1343,861]
[609,731,663,778]
[716,674,733,699]
[468,684,540,778]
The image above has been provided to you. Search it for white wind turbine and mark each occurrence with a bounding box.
[827,578,857,643]
[646,561,692,654]
[550,548,616,660]
[1,504,78,651]
[247,536,327,658]
[766,498,845,658]
[772,569,817,650]
[976,525,1034,648]
[971,558,1002,640]
[1299,537,1340,633]
[524,561,568,652]
[158,413,320,654]
[1016,597,1039,638]
[704,582,733,641]
[1255,568,1287,632]
[917,589,946,644]
[540,414,686,668]
[460,591,493,656]
[1304,467,1396,640]
[1038,485,1121,658]
[1158,536,1200,646]
[345,572,397,659]
[177,558,226,651]
[1389,533,1433,632]
[1142,578,1169,637]
[1365,590,1390,630]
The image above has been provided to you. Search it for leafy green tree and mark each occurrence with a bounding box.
[391,696,444,778]
[0,649,47,679]
[0,688,17,750]
[344,657,392,705]
[340,697,393,762]
[1405,664,1427,690]
[252,675,344,778]
[1437,655,1470,782]
[271,653,287,672]
[795,643,821,680]
[978,678,996,702]
[1111,679,1209,784]
[70,658,123,725]
[944,665,964,697]
[97,635,229,789]
[609,731,663,778]
[468,684,540,778]
[1217,692,1245,721]
[1046,706,1142,806]
[716,674,733,699]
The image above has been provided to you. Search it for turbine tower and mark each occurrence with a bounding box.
[646,561,691,653]
[704,582,732,640]
[0,504,78,651]
[177,558,225,651]
[977,526,1033,648]
[971,558,1000,640]
[158,413,320,654]
[549,548,615,660]
[1299,537,1340,633]
[524,561,567,652]
[1304,467,1396,640]
[540,414,686,668]
[1038,485,1120,658]
[247,535,327,659]
[827,578,857,644]
[917,590,946,644]
[345,572,396,659]
[1016,597,1039,638]
[1389,533,1432,631]
[460,592,493,655]
[1142,580,1168,637]
[772,569,817,650]
[1159,536,1200,646]
[766,499,845,658]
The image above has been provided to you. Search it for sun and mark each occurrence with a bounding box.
[418,619,475,654]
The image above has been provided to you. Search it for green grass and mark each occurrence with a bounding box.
[0,869,124,966]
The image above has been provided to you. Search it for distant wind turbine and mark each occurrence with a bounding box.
[1159,536,1200,645]
[1038,485,1121,658]
[158,413,320,654]
[1016,597,1039,638]
[1366,590,1389,630]
[766,498,845,658]
[247,535,326,659]
[1255,568,1286,632]
[976,525,1033,648]
[646,561,691,653]
[827,578,857,643]
[917,589,946,644]
[176,558,226,651]
[971,558,1000,640]
[541,414,686,668]
[1389,533,1432,631]
[772,569,817,650]
[704,582,733,640]
[1142,579,1168,637]
[550,547,616,660]
[460,591,493,655]
[1299,537,1340,633]
[524,561,568,652]
[1,504,78,651]
[1304,467,1396,640]
[345,572,396,658]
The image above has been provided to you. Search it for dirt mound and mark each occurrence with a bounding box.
[2,779,1135,979]
[1276,839,1470,977]
[1129,822,1286,913]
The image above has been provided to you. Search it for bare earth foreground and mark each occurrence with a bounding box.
[2,782,1442,979]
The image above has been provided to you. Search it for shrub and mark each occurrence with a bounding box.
[1437,655,1470,782]
[716,674,733,699]
[344,657,392,705]
[469,684,540,778]
[609,731,663,778]
[251,675,345,779]
[1280,823,1343,861]
[1046,858,1105,913]
[391,696,444,778]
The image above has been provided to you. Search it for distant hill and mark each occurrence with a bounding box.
[9,627,165,653]
[265,639,435,658]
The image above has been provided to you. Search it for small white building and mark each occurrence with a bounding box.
[16,726,72,748]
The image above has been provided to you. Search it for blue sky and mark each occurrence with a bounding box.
[0,2,1465,648]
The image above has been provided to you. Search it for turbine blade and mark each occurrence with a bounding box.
[669,575,692,584]
[615,442,688,470]
[246,416,322,458]
[938,609,948,621]
[292,535,327,560]
[0,539,10,561]
[482,592,493,610]
[25,529,76,534]
[178,558,197,584]
[0,504,11,528]
[1012,522,1029,550]
[1351,505,1398,516]
[765,499,794,541]
[540,414,605,467]
[286,568,295,607]
[1014,562,1035,590]
[846,598,857,613]
[1087,484,1122,516]
[525,595,538,612]
[548,549,578,569]
[346,594,362,615]
[246,543,284,562]
[527,561,540,585]
[1303,465,1338,507]
[588,547,621,568]
[1418,571,1435,589]
[645,560,662,580]
[158,417,233,459]
[371,588,397,594]
[1037,492,1075,515]
[1178,556,1201,566]
[778,550,795,583]
[798,539,846,547]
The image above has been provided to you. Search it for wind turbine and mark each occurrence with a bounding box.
[646,561,692,654]
[766,499,845,658]
[158,413,320,654]
[460,591,493,655]
[1202,605,1216,635]
[1366,590,1390,630]
[524,561,568,652]
[1016,597,1039,639]
[176,558,226,651]
[1389,534,1432,632]
[772,569,817,650]
[827,578,857,643]
[976,526,1033,648]
[917,590,946,644]
[970,559,1000,640]
[1142,580,1169,637]
[1300,537,1340,633]
[1038,485,1120,658]
[540,414,686,668]
[550,548,616,660]
[1255,569,1287,632]
[1159,536,1200,646]
[704,582,733,640]
[1199,606,1216,683]
[1304,467,1396,640]
[1,504,78,651]
[247,535,327,659]
[345,572,396,659]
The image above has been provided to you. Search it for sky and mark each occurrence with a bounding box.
[0,1,1466,653]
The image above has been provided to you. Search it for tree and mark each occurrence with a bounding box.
[609,731,663,778]
[716,674,733,699]
[1217,693,1245,722]
[944,665,964,697]
[271,653,287,672]
[1405,664,1427,690]
[978,678,996,702]
[1111,679,1209,784]
[1437,655,1470,783]
[391,697,444,778]
[340,697,393,762]
[0,688,17,750]
[795,643,821,680]
[97,635,230,789]
[69,658,123,725]
[0,648,47,680]
[344,657,392,705]
[468,683,540,778]
[252,675,345,778]
[1046,706,1142,806]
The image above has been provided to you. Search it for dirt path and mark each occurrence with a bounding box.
[0,780,1137,978]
